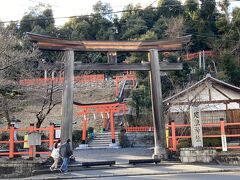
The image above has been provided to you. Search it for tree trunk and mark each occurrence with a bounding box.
[2,96,11,128]
[36,120,42,128]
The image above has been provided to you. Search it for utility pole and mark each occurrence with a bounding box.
[202,50,205,71]
[199,51,202,69]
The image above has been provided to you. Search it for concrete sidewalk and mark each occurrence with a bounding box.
[24,162,240,180]
[18,148,240,179]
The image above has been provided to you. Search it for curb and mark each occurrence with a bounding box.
[26,168,240,179]
[33,162,183,175]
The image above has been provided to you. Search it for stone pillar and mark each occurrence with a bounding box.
[51,71,55,79]
[107,51,117,64]
[149,49,167,159]
[44,70,48,81]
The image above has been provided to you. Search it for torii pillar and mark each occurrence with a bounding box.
[149,49,167,159]
[61,50,74,145]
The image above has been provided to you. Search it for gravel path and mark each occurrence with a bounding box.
[73,147,153,164]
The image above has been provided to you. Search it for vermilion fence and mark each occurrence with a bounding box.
[20,74,105,86]
[126,126,154,132]
[0,124,59,159]
[126,121,240,152]
[182,50,215,61]
[114,74,137,96]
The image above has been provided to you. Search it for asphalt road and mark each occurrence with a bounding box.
[89,172,240,180]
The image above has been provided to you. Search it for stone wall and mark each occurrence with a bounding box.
[216,153,240,165]
[180,148,217,163]
[0,158,43,178]
[125,132,154,147]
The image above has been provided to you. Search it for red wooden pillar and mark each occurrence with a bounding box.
[110,109,115,143]
[220,118,228,151]
[49,124,55,150]
[28,124,34,159]
[9,125,15,159]
[102,113,107,131]
[171,121,177,152]
[220,118,225,135]
[82,114,87,144]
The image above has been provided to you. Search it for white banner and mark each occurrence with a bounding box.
[221,135,228,151]
[190,106,203,147]
[55,129,61,139]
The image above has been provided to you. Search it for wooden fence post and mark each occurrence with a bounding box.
[9,125,15,159]
[49,124,55,150]
[220,118,225,135]
[171,121,177,152]
[82,116,87,144]
[220,118,227,151]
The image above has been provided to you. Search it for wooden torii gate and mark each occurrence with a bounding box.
[28,33,191,159]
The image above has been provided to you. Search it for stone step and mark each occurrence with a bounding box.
[89,141,119,144]
[88,143,119,147]
[91,139,117,142]
[95,133,120,135]
[88,144,110,146]
[93,135,113,138]
[93,137,117,141]
[87,132,120,148]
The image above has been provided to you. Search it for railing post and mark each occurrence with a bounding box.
[49,123,55,150]
[220,118,225,135]
[28,123,34,160]
[220,118,227,151]
[166,125,169,148]
[9,125,15,159]
[171,121,177,152]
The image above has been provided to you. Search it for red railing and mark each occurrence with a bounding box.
[126,126,154,132]
[126,121,240,151]
[114,74,137,96]
[0,124,60,159]
[182,50,215,61]
[20,74,105,86]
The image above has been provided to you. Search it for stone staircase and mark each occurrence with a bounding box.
[88,132,120,148]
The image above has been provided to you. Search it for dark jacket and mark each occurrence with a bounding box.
[59,142,72,158]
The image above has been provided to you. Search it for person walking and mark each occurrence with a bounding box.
[59,139,72,174]
[50,139,61,171]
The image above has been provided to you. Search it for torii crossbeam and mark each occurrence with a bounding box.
[28,32,191,159]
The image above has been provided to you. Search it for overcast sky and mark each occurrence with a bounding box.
[0,0,239,26]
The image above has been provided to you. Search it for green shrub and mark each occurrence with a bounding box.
[87,127,94,134]
[177,139,191,149]
[0,132,9,141]
[118,132,130,148]
[176,137,222,149]
[72,130,82,142]
[203,137,221,147]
